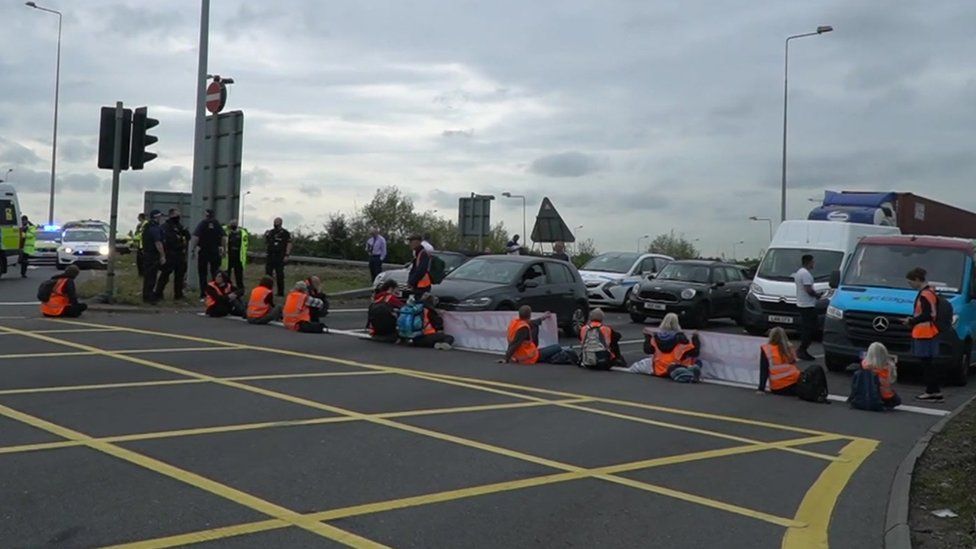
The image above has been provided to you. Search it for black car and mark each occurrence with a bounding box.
[628,260,752,327]
[432,255,589,337]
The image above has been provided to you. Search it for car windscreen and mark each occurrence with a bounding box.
[844,244,967,292]
[438,254,467,272]
[446,258,522,284]
[581,252,639,273]
[756,248,843,282]
[656,263,711,284]
[63,230,107,243]
[37,230,62,242]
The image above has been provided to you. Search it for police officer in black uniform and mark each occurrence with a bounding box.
[141,210,166,304]
[191,209,225,299]
[154,208,191,300]
[264,217,292,297]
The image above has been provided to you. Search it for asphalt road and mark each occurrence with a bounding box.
[1,267,973,548]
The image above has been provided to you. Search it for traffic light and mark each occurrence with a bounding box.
[130,106,159,170]
[97,106,131,170]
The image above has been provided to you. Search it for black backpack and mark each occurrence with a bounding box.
[429,255,447,284]
[367,301,397,336]
[848,369,885,411]
[933,292,955,339]
[796,364,829,403]
[37,279,57,302]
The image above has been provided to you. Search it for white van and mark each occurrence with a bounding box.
[741,220,900,335]
[0,183,22,278]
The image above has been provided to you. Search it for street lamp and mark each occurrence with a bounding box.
[749,216,774,242]
[732,240,745,261]
[781,24,833,223]
[239,190,251,227]
[637,234,650,252]
[25,1,63,224]
[501,192,527,246]
[0,168,12,183]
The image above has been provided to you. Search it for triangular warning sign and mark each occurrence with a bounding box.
[530,197,576,243]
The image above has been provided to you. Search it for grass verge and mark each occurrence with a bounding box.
[910,398,976,548]
[77,255,371,307]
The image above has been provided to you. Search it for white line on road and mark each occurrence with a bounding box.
[0,302,39,306]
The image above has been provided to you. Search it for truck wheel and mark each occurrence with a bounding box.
[948,345,972,387]
[825,352,850,372]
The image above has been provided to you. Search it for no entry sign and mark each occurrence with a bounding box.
[206,81,226,114]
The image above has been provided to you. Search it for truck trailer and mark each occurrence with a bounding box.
[808,191,976,239]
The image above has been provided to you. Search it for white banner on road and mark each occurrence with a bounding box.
[642,327,766,387]
[442,311,560,353]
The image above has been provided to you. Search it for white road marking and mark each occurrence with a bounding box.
[0,302,39,306]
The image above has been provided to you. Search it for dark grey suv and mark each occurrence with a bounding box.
[432,255,589,337]
[628,260,752,327]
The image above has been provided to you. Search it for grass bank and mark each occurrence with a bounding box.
[910,399,976,548]
[77,255,371,307]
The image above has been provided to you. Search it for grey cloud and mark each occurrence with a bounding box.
[299,183,323,197]
[442,129,474,139]
[529,151,606,178]
[59,138,97,164]
[243,167,273,189]
[428,189,459,209]
[0,138,43,166]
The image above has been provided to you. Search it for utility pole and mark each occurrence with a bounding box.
[105,102,124,301]
[188,0,210,292]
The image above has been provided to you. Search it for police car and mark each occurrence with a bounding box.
[30,225,63,265]
[57,227,111,270]
[578,252,673,308]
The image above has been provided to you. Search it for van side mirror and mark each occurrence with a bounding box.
[829,270,840,289]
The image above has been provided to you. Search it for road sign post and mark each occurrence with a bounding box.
[105,101,124,302]
[459,194,493,251]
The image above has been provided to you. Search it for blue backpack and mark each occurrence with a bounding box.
[848,369,885,411]
[397,301,425,339]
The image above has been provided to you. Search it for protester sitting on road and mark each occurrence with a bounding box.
[860,342,901,409]
[39,265,88,318]
[204,271,245,318]
[246,276,282,325]
[368,280,404,341]
[499,305,561,364]
[579,308,625,369]
[757,327,801,395]
[283,280,326,333]
[409,295,454,350]
[621,313,701,382]
[304,275,330,322]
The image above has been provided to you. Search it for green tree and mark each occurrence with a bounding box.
[573,238,598,268]
[647,231,698,259]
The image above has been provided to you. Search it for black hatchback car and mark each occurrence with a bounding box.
[628,260,752,327]
[432,255,589,337]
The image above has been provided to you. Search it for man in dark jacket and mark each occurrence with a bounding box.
[407,235,432,299]
[264,217,292,297]
[190,209,225,300]
[154,209,191,300]
[142,210,166,304]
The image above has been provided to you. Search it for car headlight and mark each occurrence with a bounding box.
[62,247,72,254]
[680,288,696,300]
[750,283,764,295]
[604,280,621,289]
[98,245,110,255]
[826,306,844,320]
[457,297,491,308]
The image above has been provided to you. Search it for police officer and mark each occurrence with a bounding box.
[222,219,248,290]
[19,215,35,278]
[154,208,191,300]
[190,209,226,300]
[264,217,292,297]
[132,213,147,277]
[142,210,166,303]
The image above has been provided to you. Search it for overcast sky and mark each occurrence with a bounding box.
[2,0,974,258]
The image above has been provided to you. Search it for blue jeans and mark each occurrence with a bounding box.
[538,344,563,363]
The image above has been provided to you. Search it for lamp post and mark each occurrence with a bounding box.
[732,240,745,261]
[0,169,12,183]
[781,25,833,222]
[501,192,527,246]
[749,216,774,242]
[239,190,251,227]
[637,234,650,252]
[25,1,62,224]
[573,224,583,253]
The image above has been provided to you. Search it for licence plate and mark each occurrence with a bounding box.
[768,315,794,324]
[645,302,667,311]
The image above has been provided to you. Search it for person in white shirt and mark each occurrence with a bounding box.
[793,254,821,361]
[421,232,435,253]
[506,235,522,255]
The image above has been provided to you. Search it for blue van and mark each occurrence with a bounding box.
[823,235,976,385]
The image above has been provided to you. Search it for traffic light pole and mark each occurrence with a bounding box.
[104,101,124,302]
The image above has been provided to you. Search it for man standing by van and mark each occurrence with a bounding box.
[794,254,820,361]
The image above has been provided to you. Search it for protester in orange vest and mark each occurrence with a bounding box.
[860,342,901,408]
[304,275,329,322]
[904,268,944,402]
[39,265,88,318]
[499,305,561,364]
[367,280,405,341]
[410,294,454,349]
[623,313,701,381]
[579,308,625,369]
[282,280,326,333]
[246,276,282,325]
[757,327,802,395]
[204,271,244,318]
[407,234,432,299]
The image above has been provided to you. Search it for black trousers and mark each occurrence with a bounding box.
[369,256,383,282]
[142,256,161,301]
[43,303,88,318]
[228,256,244,290]
[266,255,286,296]
[206,298,245,318]
[20,251,28,276]
[136,250,144,277]
[197,250,220,297]
[154,256,187,300]
[923,357,942,394]
[294,320,325,333]
[412,333,455,348]
[798,307,817,353]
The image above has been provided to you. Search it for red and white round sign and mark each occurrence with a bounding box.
[206,81,226,114]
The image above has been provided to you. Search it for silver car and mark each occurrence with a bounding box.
[373,251,469,291]
[578,252,673,308]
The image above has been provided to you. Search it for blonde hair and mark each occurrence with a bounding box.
[767,327,796,363]
[865,342,897,382]
[659,313,682,332]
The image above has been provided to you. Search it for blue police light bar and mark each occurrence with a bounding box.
[43,224,61,231]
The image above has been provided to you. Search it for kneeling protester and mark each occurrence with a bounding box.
[283,281,326,333]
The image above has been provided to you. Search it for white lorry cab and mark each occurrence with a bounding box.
[0,183,22,278]
[741,220,899,335]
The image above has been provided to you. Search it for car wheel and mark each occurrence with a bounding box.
[564,304,587,338]
[630,313,647,324]
[948,343,972,387]
[620,289,633,312]
[825,352,850,372]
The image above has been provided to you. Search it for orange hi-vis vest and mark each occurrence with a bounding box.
[247,286,273,319]
[422,309,437,336]
[283,290,311,330]
[862,359,896,400]
[912,287,940,340]
[507,318,540,364]
[204,281,230,310]
[580,321,614,358]
[650,336,695,377]
[40,279,69,317]
[414,250,432,289]
[761,343,801,391]
[373,292,394,304]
